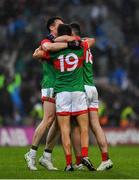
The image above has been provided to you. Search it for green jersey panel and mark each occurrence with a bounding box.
[83,48,94,86]
[41,62,56,88]
[83,61,94,86]
[40,38,56,89]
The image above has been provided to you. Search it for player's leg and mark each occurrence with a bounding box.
[71,121,84,170]
[85,85,113,170]
[72,126,81,157]
[45,120,59,152]
[89,110,113,170]
[25,89,56,170]
[76,113,95,171]
[72,91,96,171]
[56,92,74,171]
[39,120,59,170]
[57,115,73,171]
[31,101,55,146]
[90,111,108,153]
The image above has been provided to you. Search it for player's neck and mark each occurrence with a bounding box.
[50,32,56,38]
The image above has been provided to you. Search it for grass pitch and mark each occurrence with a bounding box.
[0,145,139,179]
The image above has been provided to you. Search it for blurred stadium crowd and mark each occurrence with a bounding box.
[0,0,139,128]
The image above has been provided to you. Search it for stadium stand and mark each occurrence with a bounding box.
[0,0,139,128]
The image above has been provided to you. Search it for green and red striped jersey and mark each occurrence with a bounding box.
[44,41,88,93]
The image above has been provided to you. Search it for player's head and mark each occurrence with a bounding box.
[57,24,72,36]
[46,16,64,36]
[70,22,81,36]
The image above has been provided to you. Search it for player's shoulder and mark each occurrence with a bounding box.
[41,34,55,45]
[41,38,51,45]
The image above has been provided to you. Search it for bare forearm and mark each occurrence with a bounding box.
[54,35,76,42]
[85,38,95,48]
[42,42,68,52]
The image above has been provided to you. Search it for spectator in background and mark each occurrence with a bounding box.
[0,47,18,77]
[0,68,13,125]
[120,105,137,128]
[110,62,129,90]
[90,0,108,22]
[7,73,24,125]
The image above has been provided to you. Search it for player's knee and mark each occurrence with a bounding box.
[46,118,53,128]
[80,126,88,134]
[91,121,101,133]
[62,127,70,135]
[41,118,52,129]
[43,113,55,128]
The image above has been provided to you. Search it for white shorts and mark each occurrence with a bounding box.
[84,85,99,111]
[56,91,88,116]
[41,88,55,103]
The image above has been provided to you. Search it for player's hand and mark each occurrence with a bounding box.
[68,40,82,50]
[33,48,46,60]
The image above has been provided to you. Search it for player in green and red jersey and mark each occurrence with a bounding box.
[71,23,113,171]
[40,25,94,171]
[25,17,86,171]
[54,22,113,171]
[33,22,113,171]
[25,17,69,171]
[38,24,96,171]
[82,47,113,171]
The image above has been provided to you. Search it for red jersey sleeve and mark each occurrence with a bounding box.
[41,38,51,46]
[40,38,51,60]
[74,36,81,41]
[42,51,50,60]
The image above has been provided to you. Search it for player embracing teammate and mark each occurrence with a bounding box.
[25,16,113,171]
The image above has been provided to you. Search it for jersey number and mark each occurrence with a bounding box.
[58,53,79,72]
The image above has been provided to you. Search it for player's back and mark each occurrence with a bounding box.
[48,48,85,93]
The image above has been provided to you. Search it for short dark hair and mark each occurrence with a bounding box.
[57,24,72,36]
[46,16,64,32]
[70,22,81,36]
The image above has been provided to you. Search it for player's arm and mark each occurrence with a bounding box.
[85,38,95,48]
[42,39,82,52]
[55,36,94,47]
[54,35,95,49]
[41,41,68,52]
[54,35,80,42]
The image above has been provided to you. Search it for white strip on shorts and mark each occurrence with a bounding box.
[84,85,99,111]
[41,88,55,103]
[41,88,54,98]
[56,91,88,116]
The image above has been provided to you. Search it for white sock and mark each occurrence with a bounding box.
[29,149,37,157]
[43,151,52,159]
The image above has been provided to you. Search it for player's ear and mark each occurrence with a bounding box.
[49,25,55,32]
